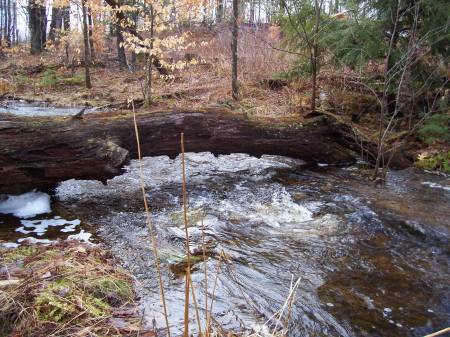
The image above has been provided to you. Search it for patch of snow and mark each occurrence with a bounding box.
[0,192,51,218]
[68,229,92,242]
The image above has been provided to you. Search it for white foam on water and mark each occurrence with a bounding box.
[421,181,450,192]
[0,192,51,218]
[18,218,81,236]
[1,242,20,248]
[17,237,53,245]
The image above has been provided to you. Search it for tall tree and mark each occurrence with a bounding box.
[115,0,127,67]
[216,0,224,23]
[29,0,47,54]
[62,5,70,31]
[81,0,92,88]
[231,0,238,99]
[49,6,63,42]
[87,8,95,61]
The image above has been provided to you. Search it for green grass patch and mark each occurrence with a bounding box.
[61,75,85,86]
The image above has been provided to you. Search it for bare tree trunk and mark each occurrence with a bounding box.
[310,0,322,113]
[145,5,154,103]
[129,7,138,71]
[49,7,63,42]
[81,0,92,89]
[373,1,401,180]
[231,0,238,100]
[62,6,70,31]
[0,0,4,48]
[216,0,223,23]
[29,0,47,54]
[88,9,95,61]
[5,0,11,47]
[12,0,16,44]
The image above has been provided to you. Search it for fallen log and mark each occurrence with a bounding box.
[0,108,356,194]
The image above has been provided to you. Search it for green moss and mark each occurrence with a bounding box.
[14,74,28,86]
[62,75,85,86]
[87,276,134,305]
[1,246,37,263]
[39,69,58,88]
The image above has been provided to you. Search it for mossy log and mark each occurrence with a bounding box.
[0,108,361,194]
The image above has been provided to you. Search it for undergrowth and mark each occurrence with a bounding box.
[415,151,450,173]
[0,241,140,337]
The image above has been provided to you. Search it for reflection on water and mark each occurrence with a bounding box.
[52,153,450,336]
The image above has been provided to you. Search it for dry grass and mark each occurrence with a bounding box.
[0,26,305,119]
[0,241,146,337]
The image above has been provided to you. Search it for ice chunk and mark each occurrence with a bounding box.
[0,192,51,218]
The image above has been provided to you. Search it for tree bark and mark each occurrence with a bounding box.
[6,0,10,46]
[29,0,46,54]
[231,0,238,100]
[87,9,95,61]
[49,7,63,42]
[62,6,70,31]
[0,109,357,194]
[116,26,126,67]
[216,0,224,23]
[81,0,92,89]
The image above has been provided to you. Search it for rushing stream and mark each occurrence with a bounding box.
[1,78,449,337]
[1,152,449,336]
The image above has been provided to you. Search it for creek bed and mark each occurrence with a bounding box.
[1,152,449,336]
[47,152,450,337]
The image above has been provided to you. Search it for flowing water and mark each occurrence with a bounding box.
[1,152,449,336]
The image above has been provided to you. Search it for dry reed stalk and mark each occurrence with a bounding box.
[425,328,450,337]
[189,274,203,337]
[205,257,222,336]
[132,100,171,337]
[201,215,209,336]
[270,277,301,336]
[181,132,192,337]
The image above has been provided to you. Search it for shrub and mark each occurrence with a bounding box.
[418,113,450,144]
[415,151,450,173]
[40,69,58,88]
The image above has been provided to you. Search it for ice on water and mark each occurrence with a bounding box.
[0,191,51,218]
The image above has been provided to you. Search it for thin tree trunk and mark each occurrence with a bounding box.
[216,0,223,23]
[129,7,138,71]
[310,0,322,113]
[0,0,3,48]
[145,5,154,103]
[88,9,95,61]
[249,0,255,23]
[231,0,238,100]
[81,0,92,89]
[12,0,16,44]
[6,0,11,46]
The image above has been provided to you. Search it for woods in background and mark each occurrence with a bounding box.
[0,0,448,176]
